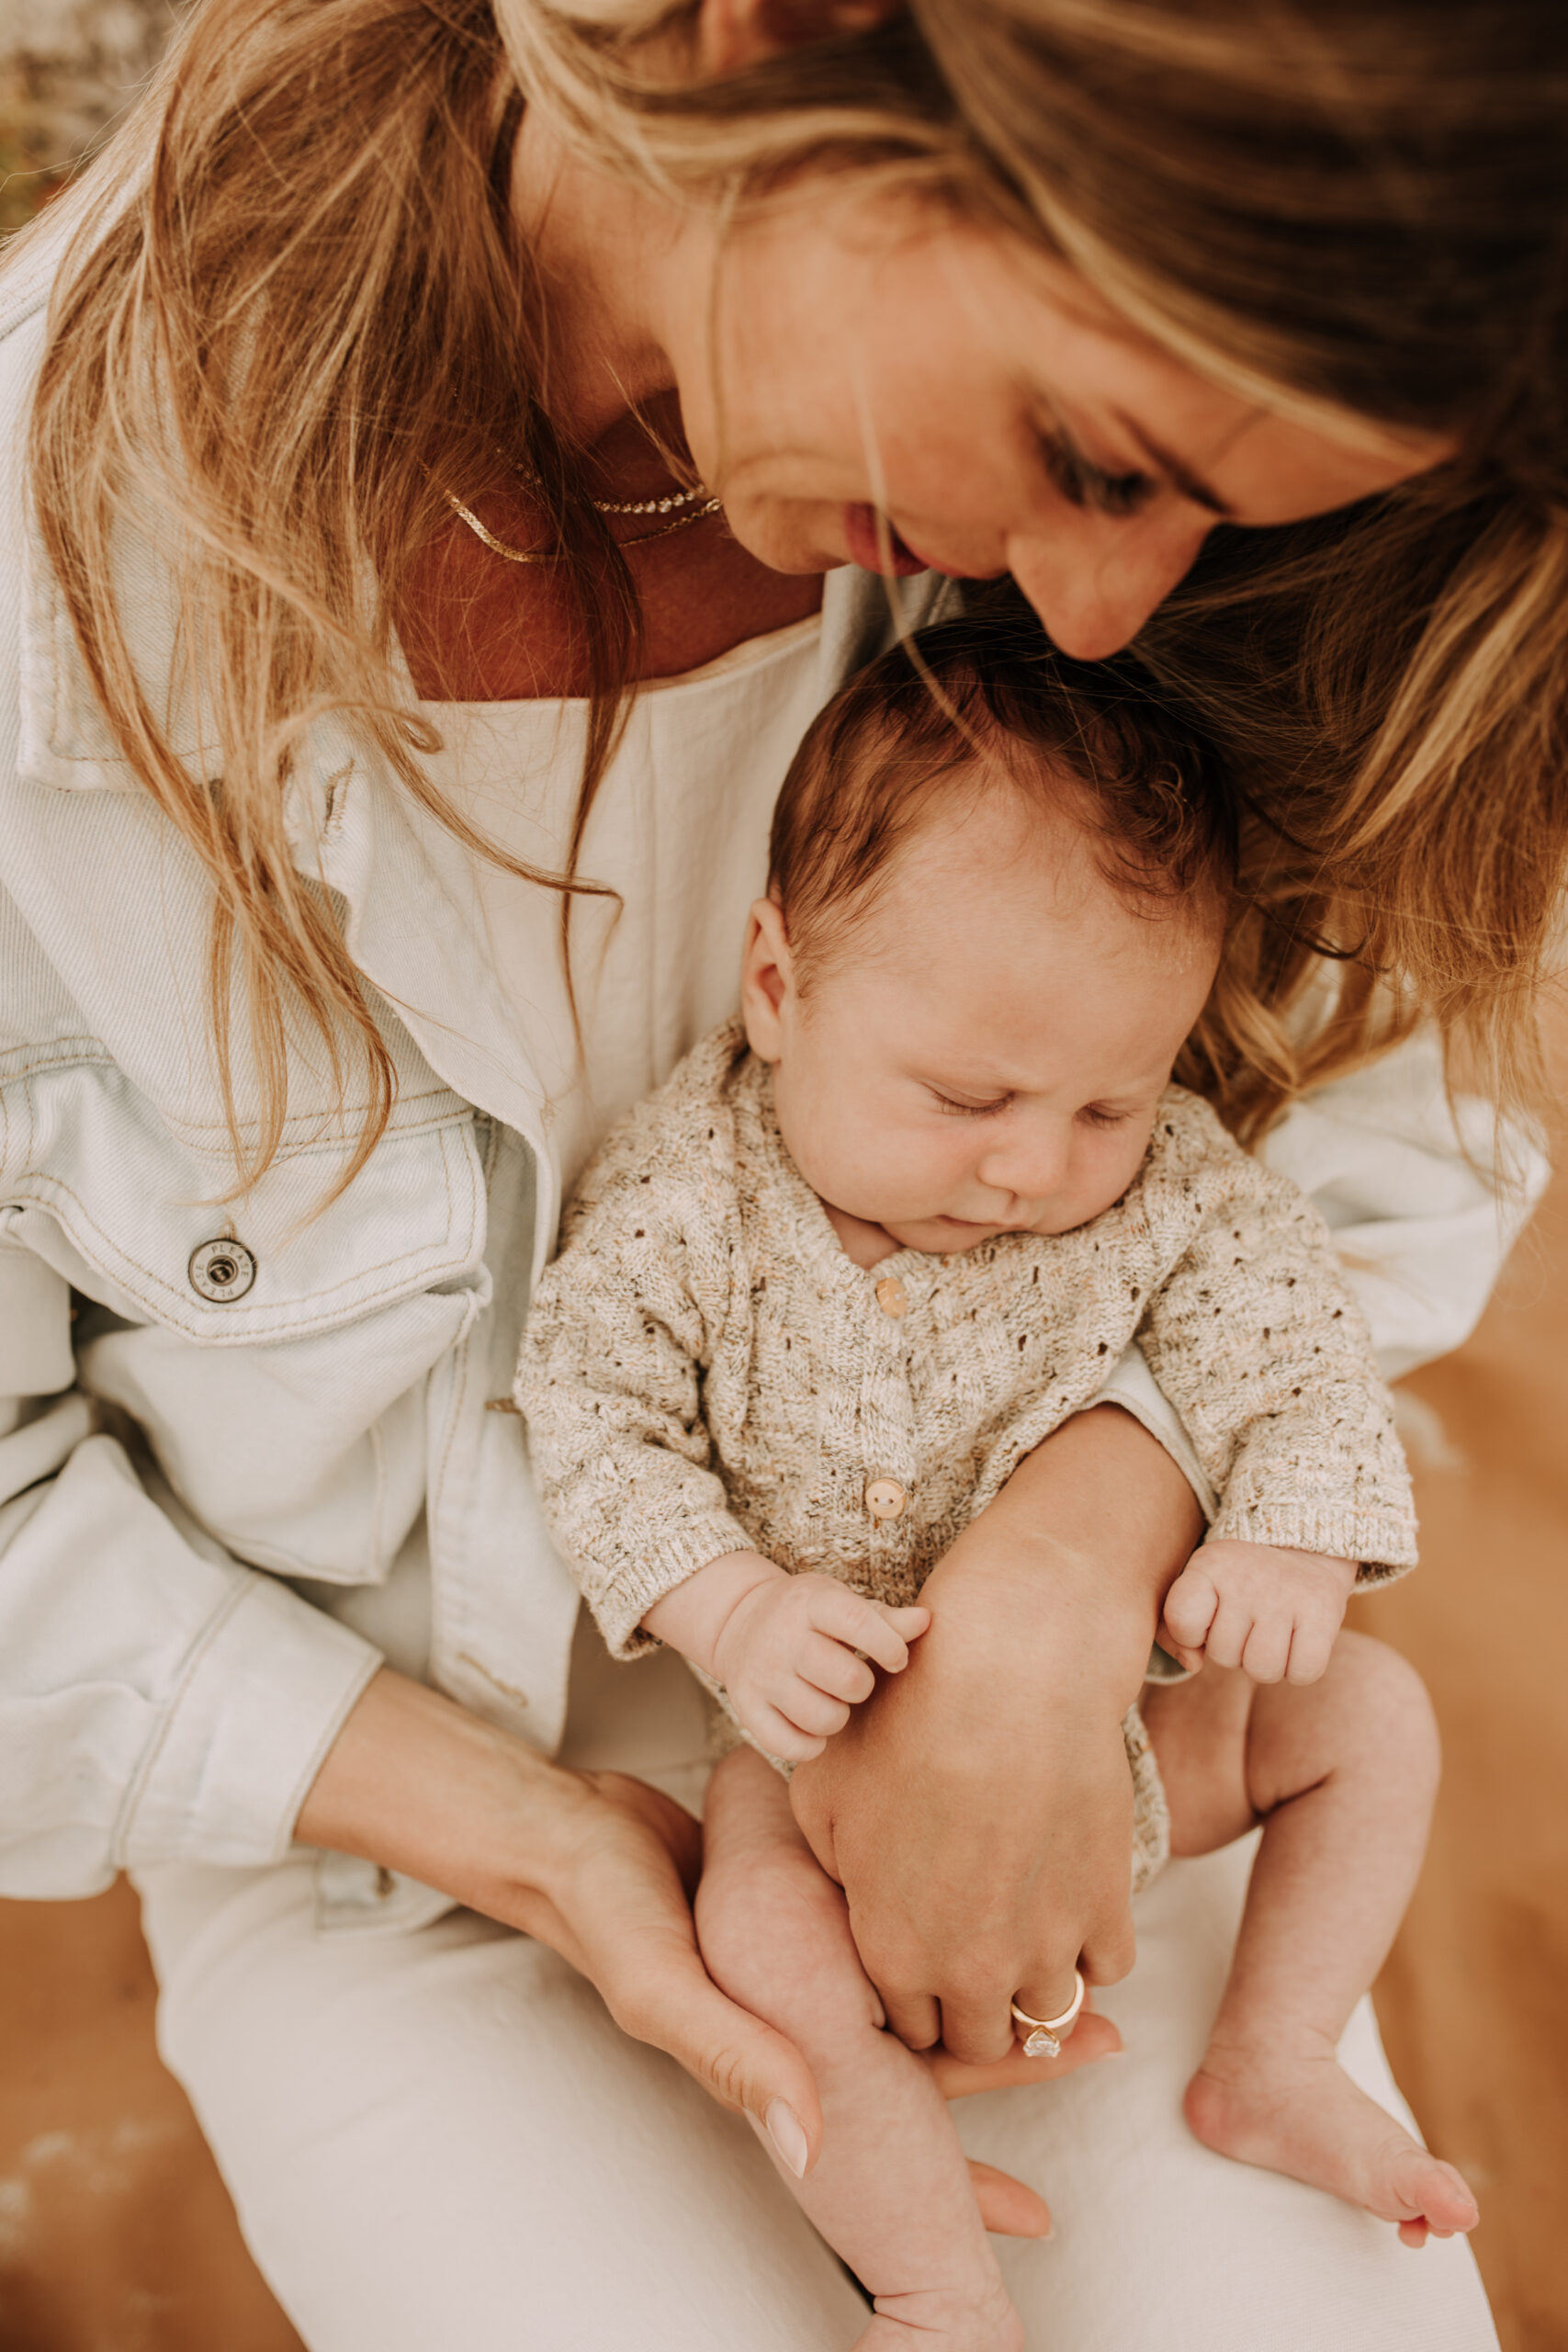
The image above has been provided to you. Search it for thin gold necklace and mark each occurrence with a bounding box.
[444,443,723,566]
[442,483,723,565]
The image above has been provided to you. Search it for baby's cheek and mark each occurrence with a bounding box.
[1062,1134,1155,1229]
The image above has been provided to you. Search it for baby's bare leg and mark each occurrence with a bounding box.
[698,1748,1021,2352]
[1143,1633,1478,2247]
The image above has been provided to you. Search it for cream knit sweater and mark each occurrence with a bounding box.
[517,1018,1416,1661]
[518,1021,1416,1894]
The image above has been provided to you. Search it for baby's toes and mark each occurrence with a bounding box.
[1384,2146,1479,2239]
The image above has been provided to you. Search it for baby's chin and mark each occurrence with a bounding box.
[885,1208,1094,1254]
[885,1213,1027,1255]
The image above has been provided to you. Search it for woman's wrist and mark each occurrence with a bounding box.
[293,1666,594,1928]
[924,1405,1203,1710]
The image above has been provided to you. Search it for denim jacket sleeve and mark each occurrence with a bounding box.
[0,1238,381,1897]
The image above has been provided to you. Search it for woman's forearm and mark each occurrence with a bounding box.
[920,1404,1203,1701]
[294,1667,599,1937]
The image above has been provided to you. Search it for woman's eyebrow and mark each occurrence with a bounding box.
[1112,413,1236,518]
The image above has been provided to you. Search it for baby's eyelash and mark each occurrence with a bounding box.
[1080,1104,1134,1130]
[931,1091,1010,1119]
[1038,428,1156,519]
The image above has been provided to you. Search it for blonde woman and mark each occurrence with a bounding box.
[1,0,1559,2343]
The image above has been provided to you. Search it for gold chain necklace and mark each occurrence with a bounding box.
[443,459,723,567]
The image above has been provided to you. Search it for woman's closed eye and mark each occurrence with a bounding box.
[1037,425,1156,519]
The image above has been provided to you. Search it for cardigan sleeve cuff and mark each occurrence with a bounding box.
[115,1572,383,1871]
[583,1509,760,1660]
[1206,1499,1419,1582]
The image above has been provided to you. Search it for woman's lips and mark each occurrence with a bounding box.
[841,503,977,580]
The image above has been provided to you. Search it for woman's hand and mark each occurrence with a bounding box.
[293,1667,1114,2209]
[789,1406,1202,2064]
[296,1668,828,2167]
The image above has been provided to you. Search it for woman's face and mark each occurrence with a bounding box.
[667,191,1450,661]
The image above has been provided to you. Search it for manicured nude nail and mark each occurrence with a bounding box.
[764,2098,810,2178]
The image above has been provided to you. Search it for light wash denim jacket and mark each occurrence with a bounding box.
[0,209,1545,1906]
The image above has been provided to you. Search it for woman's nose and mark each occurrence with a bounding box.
[1006,509,1213,661]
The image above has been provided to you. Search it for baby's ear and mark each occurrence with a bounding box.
[740,895,795,1063]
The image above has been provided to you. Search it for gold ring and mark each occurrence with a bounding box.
[1010,1971,1087,2058]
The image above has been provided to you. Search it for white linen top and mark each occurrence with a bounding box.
[0,207,1547,1919]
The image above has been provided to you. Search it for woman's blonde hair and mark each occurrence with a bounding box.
[18,0,1568,1182]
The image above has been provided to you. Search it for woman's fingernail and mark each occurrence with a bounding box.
[764,2098,810,2178]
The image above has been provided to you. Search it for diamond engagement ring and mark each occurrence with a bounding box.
[1010,1972,1088,2059]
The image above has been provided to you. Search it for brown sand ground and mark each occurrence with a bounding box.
[3,1089,1566,2349]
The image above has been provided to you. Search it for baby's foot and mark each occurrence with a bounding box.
[853,2278,1024,2352]
[1185,2040,1479,2248]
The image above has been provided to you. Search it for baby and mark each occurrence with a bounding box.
[517,622,1479,2349]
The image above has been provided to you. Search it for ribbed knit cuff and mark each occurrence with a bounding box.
[1207,1500,1418,1582]
[589,1510,759,1659]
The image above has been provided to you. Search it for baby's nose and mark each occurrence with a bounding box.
[978,1131,1071,1207]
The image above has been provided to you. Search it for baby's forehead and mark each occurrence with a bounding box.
[863,771,1223,970]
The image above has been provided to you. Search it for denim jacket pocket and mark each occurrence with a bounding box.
[2,1057,485,1345]
[1,1059,490,1582]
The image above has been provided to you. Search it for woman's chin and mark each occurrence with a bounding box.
[717,494,848,577]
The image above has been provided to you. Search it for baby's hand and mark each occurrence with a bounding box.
[642,1551,929,1763]
[1159,1541,1358,1685]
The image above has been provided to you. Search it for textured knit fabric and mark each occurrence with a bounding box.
[517,1020,1418,1883]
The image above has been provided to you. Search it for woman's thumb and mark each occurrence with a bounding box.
[652,1956,825,2177]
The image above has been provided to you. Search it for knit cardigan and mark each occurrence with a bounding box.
[515,1019,1416,1665]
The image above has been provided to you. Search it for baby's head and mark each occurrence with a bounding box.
[742,619,1235,1254]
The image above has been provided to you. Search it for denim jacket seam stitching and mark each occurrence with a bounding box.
[109,1577,253,1869]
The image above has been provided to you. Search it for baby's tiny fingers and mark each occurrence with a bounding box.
[747,1701,827,1764]
[1156,1628,1206,1675]
[1284,1622,1335,1685]
[796,1631,876,1707]
[778,1682,854,1741]
[811,1586,915,1675]
[1161,1566,1219,1648]
[1202,1596,1252,1672]
[1239,1617,1291,1684]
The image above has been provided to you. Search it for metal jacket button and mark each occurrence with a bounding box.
[874,1275,908,1319]
[188,1238,257,1302]
[865,1477,907,1522]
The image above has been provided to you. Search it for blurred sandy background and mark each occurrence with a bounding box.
[2,16,1565,2348]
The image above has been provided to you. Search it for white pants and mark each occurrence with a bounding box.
[136,1634,1498,2352]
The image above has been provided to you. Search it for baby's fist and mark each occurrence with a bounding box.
[1160,1541,1358,1686]
[712,1571,929,1763]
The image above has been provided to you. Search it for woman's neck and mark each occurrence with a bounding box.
[509,107,688,455]
[398,115,822,703]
